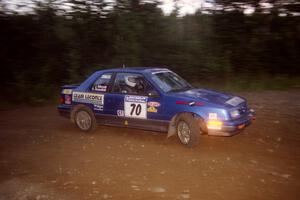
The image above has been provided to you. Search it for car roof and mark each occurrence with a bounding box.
[96,67,170,74]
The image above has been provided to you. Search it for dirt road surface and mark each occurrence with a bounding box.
[0,90,300,200]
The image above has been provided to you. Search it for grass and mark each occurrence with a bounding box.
[0,85,60,110]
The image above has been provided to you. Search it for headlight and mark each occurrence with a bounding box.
[230,110,240,118]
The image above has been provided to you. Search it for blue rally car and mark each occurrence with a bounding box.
[58,67,255,147]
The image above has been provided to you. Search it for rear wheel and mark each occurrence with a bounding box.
[176,113,203,147]
[74,107,97,132]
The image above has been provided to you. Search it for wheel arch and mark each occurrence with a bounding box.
[70,104,94,124]
[167,111,207,138]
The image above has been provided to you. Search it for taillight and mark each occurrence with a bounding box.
[60,96,64,104]
[60,94,71,104]
[65,95,72,104]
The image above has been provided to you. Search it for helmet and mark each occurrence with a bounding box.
[125,76,137,88]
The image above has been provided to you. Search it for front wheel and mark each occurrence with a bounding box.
[74,107,97,132]
[176,113,203,147]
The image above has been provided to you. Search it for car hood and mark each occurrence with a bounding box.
[174,88,244,107]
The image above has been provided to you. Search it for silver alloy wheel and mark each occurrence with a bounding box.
[177,121,191,144]
[76,110,92,131]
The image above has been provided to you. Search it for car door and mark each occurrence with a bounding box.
[88,72,120,124]
[107,72,167,131]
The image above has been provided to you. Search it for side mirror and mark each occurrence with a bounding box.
[148,90,160,98]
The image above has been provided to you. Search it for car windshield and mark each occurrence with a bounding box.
[151,71,193,93]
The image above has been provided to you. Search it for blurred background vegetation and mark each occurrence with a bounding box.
[0,0,299,105]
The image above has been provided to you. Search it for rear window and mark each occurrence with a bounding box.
[91,73,112,92]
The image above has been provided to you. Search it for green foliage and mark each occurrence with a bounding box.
[193,74,300,92]
[0,0,299,105]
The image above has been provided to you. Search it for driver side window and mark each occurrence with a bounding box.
[112,73,149,95]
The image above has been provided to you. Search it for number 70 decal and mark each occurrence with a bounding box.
[124,95,147,119]
[130,104,142,116]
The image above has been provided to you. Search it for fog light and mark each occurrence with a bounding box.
[207,120,223,130]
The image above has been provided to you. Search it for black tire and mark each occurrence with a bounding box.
[176,113,203,147]
[73,106,97,132]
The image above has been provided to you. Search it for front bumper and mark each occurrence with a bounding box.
[207,109,255,137]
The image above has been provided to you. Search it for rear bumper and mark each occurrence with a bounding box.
[57,104,71,119]
[207,110,255,137]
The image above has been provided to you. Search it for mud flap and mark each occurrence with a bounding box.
[167,115,177,138]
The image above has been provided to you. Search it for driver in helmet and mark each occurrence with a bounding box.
[124,76,138,94]
[124,75,144,94]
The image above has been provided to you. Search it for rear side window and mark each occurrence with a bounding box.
[91,73,112,92]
